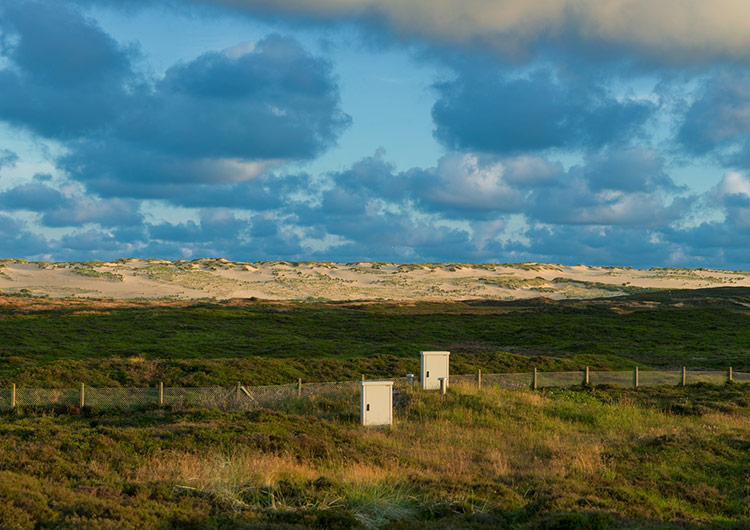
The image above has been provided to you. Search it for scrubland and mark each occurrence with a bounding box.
[1,383,749,528]
[1,287,749,528]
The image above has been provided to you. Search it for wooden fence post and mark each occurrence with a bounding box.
[633,366,639,389]
[728,367,733,382]
[158,382,164,408]
[532,368,538,390]
[681,366,686,387]
[477,369,482,390]
[235,381,241,404]
[79,383,85,409]
[11,383,15,410]
[297,378,302,398]
[584,366,590,385]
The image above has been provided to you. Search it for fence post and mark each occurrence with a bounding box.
[10,383,15,410]
[681,366,687,386]
[439,377,446,395]
[532,368,538,390]
[158,381,164,408]
[583,366,590,385]
[297,378,302,398]
[477,369,482,390]
[235,381,241,404]
[633,366,639,389]
[361,374,365,382]
[79,383,85,409]
[728,367,733,382]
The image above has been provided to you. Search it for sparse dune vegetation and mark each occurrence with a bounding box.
[2,259,750,301]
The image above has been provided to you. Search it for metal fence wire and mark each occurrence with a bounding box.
[164,387,233,408]
[86,387,157,409]
[0,369,747,412]
[537,371,586,388]
[482,373,536,390]
[16,388,79,408]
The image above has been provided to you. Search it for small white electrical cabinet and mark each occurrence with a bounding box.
[360,380,393,426]
[420,351,450,390]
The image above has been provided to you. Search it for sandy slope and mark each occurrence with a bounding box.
[1,258,748,301]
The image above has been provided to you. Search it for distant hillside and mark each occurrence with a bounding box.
[1,258,749,301]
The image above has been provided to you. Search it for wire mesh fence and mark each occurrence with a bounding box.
[15,388,79,408]
[86,387,158,409]
[0,369,746,412]
[163,387,233,409]
[537,370,586,388]
[482,373,537,390]
[589,370,633,387]
[638,370,682,386]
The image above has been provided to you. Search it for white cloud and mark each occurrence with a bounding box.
[203,0,750,64]
[421,153,547,212]
[713,171,750,198]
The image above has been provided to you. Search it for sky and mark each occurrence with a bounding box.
[1,1,750,267]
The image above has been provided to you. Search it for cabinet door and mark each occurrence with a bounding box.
[364,385,391,425]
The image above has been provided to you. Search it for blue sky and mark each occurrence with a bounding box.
[1,0,750,267]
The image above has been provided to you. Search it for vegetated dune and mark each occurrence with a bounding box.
[1,257,749,301]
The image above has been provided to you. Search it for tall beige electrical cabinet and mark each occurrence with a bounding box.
[360,380,393,426]
[420,351,450,390]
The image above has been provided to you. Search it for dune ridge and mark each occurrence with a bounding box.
[1,258,748,301]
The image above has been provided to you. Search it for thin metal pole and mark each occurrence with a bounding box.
[439,378,446,395]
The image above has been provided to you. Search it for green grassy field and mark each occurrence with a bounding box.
[1,288,749,528]
[1,287,750,387]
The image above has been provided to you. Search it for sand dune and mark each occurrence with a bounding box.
[1,258,748,301]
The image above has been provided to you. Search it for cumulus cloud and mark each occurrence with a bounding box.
[710,171,750,202]
[0,149,734,266]
[0,1,136,139]
[183,0,750,65]
[0,182,142,227]
[118,35,350,162]
[701,171,750,232]
[0,149,19,170]
[678,70,750,164]
[0,214,50,258]
[0,2,349,199]
[145,210,309,260]
[580,147,678,193]
[432,69,653,154]
[526,147,690,227]
[406,153,560,218]
[505,224,675,267]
